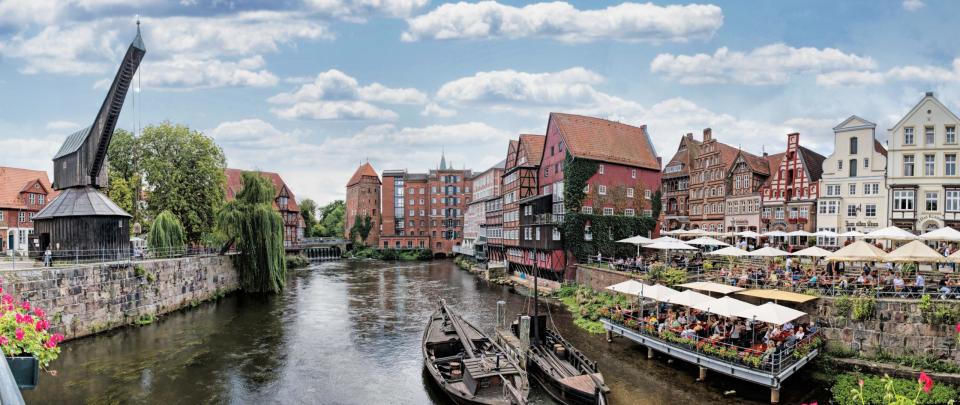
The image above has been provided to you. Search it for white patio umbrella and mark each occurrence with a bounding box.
[866,226,919,241]
[617,235,655,256]
[790,246,833,257]
[643,241,698,250]
[884,240,945,263]
[825,240,887,262]
[653,236,683,243]
[706,246,750,257]
[606,280,647,296]
[920,226,960,242]
[763,230,789,237]
[735,302,807,325]
[692,296,756,318]
[685,237,730,247]
[838,230,866,238]
[747,246,790,257]
[676,281,745,295]
[660,229,683,235]
[665,289,716,308]
[815,230,839,238]
[787,230,814,237]
[736,231,761,238]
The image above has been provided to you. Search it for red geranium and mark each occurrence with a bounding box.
[918,371,933,393]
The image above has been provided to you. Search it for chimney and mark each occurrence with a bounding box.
[703,128,712,142]
[926,91,935,97]
[763,152,768,158]
[686,132,693,140]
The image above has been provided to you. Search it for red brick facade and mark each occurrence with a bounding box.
[224,168,305,246]
[345,163,381,246]
[0,166,58,253]
[760,133,827,232]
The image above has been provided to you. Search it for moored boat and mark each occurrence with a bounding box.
[423,300,529,405]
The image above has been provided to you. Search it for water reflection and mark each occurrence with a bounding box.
[24,260,824,404]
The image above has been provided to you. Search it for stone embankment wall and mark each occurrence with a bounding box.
[0,256,238,340]
[817,297,959,361]
[574,265,635,292]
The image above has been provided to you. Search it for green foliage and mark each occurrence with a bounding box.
[314,200,346,238]
[852,295,877,321]
[107,129,143,225]
[107,170,135,220]
[562,150,597,213]
[919,294,960,325]
[835,294,853,317]
[872,352,960,374]
[646,263,687,286]
[651,188,663,220]
[134,313,156,326]
[349,214,373,245]
[147,210,186,256]
[348,246,432,261]
[555,284,629,334]
[0,297,63,368]
[139,122,227,242]
[299,199,318,237]
[832,373,957,405]
[217,171,287,294]
[285,254,309,269]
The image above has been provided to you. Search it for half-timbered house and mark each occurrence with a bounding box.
[760,133,826,236]
[503,134,544,268]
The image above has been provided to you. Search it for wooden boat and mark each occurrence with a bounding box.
[423,300,529,405]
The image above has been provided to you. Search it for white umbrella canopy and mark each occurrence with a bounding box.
[826,241,888,262]
[617,235,655,245]
[736,231,762,238]
[948,250,960,263]
[815,230,839,237]
[685,237,731,247]
[884,240,945,263]
[747,246,790,257]
[606,280,647,296]
[660,229,683,235]
[735,302,807,325]
[839,230,866,238]
[644,241,698,250]
[706,246,751,257]
[676,281,745,295]
[866,226,919,241]
[626,283,681,301]
[692,296,756,318]
[790,246,833,257]
[653,236,683,243]
[665,289,716,308]
[920,226,960,242]
[787,230,814,237]
[763,230,789,237]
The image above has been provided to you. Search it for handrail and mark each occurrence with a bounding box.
[0,358,25,405]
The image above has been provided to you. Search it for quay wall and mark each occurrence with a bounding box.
[0,255,239,340]
[575,265,959,361]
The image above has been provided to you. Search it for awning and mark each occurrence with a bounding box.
[685,237,730,247]
[826,240,887,262]
[746,246,790,257]
[664,289,716,308]
[605,280,647,296]
[692,296,756,318]
[735,289,818,304]
[676,281,745,295]
[735,302,808,325]
[920,226,960,242]
[706,246,751,257]
[605,282,680,302]
[866,226,919,241]
[884,240,945,263]
[790,246,833,257]
[838,230,866,238]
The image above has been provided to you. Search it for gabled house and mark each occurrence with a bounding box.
[760,133,826,235]
[225,168,305,247]
[661,133,700,231]
[0,167,58,254]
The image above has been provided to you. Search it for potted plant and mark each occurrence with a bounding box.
[0,290,63,389]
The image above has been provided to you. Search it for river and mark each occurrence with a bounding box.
[24,260,825,404]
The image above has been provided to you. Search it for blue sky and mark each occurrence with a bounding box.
[2,0,959,204]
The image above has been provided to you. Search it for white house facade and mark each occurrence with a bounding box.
[817,116,888,246]
[887,92,960,232]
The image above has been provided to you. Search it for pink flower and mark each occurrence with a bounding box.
[44,340,56,349]
[1,295,12,305]
[21,301,30,311]
[955,322,960,333]
[51,334,64,343]
[34,319,48,332]
[14,328,24,341]
[858,379,864,387]
[0,336,7,345]
[14,313,23,323]
[22,315,32,324]
[919,371,934,393]
[33,308,44,319]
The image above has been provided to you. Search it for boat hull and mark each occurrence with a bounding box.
[527,358,606,405]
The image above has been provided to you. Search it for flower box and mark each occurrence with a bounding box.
[797,217,808,224]
[5,355,38,389]
[787,218,798,224]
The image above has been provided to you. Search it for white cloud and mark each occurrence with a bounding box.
[421,102,458,117]
[816,58,960,87]
[45,120,82,131]
[268,69,426,120]
[902,0,924,11]
[0,136,62,171]
[303,0,430,19]
[0,22,121,74]
[650,43,876,85]
[402,1,723,43]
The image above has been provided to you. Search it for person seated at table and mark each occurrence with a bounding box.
[713,319,728,336]
[669,315,681,329]
[893,272,905,292]
[807,272,819,287]
[738,271,749,287]
[882,271,894,286]
[915,272,925,289]
[793,326,806,342]
[939,277,953,299]
[782,320,794,332]
[677,312,688,325]
[680,324,697,339]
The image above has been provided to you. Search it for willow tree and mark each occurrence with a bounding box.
[148,210,186,257]
[217,171,286,294]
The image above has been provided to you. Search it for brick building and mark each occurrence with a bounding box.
[503,134,544,268]
[687,128,741,232]
[462,160,504,260]
[724,150,773,233]
[379,154,472,255]
[0,166,58,254]
[660,133,700,231]
[225,168,305,246]
[759,133,827,234]
[344,162,381,246]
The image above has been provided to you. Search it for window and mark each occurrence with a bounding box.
[849,183,856,195]
[602,207,614,216]
[904,127,914,145]
[582,206,593,214]
[39,195,44,205]
[847,204,857,217]
[624,208,635,217]
[18,212,25,223]
[865,204,877,217]
[947,154,957,176]
[583,184,590,194]
[849,137,858,154]
[849,159,857,177]
[837,160,843,170]
[775,208,785,220]
[408,210,415,216]
[864,183,880,195]
[552,228,561,241]
[626,188,634,198]
[947,190,960,212]
[903,155,915,176]
[925,126,935,145]
[645,189,653,199]
[631,169,636,179]
[948,126,957,144]
[925,154,936,176]
[598,164,604,174]
[926,192,938,211]
[598,185,607,195]
[893,189,913,211]
[826,184,840,196]
[419,210,425,216]
[643,209,653,217]
[819,200,838,214]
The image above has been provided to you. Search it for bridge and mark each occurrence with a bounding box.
[287,237,349,261]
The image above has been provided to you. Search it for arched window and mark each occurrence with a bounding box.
[849,137,858,154]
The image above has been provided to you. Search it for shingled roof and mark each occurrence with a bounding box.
[225,168,300,213]
[761,153,786,187]
[0,166,58,210]
[798,146,827,182]
[663,135,700,176]
[518,134,545,167]
[549,113,660,170]
[346,162,380,187]
[33,186,129,219]
[874,139,887,157]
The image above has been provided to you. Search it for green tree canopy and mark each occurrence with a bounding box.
[148,210,186,257]
[217,171,287,294]
[299,198,318,238]
[314,200,345,238]
[349,214,372,245]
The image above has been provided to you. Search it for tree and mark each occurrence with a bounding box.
[107,171,135,217]
[148,210,186,257]
[107,129,142,225]
[217,171,286,294]
[651,188,663,219]
[139,122,227,243]
[299,198,318,238]
[349,214,372,245]
[314,200,345,237]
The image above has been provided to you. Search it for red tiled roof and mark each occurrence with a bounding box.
[761,153,786,187]
[0,166,57,210]
[663,135,700,177]
[798,146,827,182]
[550,113,660,170]
[874,139,887,157]
[518,134,545,166]
[739,149,771,176]
[346,162,380,187]
[224,168,300,213]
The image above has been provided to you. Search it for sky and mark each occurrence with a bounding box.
[2,0,959,205]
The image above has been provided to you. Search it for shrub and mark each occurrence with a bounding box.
[835,294,853,317]
[148,210,186,257]
[852,295,877,321]
[285,254,309,269]
[832,373,958,405]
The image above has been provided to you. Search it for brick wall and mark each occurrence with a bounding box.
[0,255,238,340]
